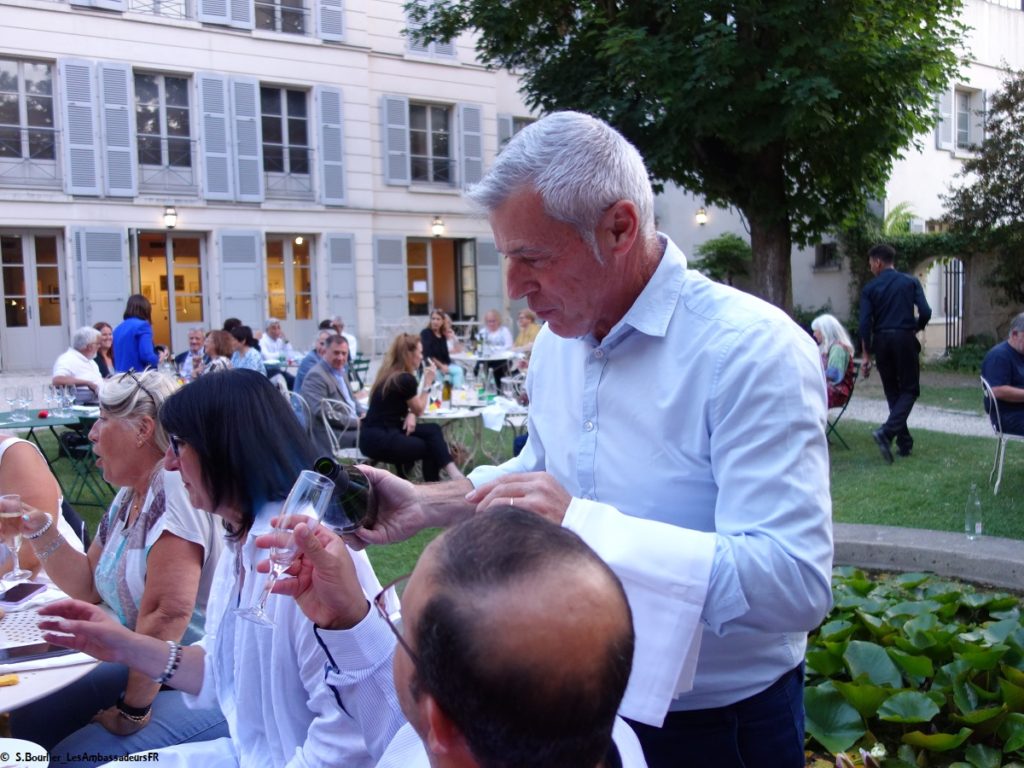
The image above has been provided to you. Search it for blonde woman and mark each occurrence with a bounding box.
[811,314,855,408]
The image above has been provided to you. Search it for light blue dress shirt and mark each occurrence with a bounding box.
[469,236,834,713]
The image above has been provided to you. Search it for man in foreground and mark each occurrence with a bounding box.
[858,243,932,462]
[981,312,1024,435]
[351,111,833,767]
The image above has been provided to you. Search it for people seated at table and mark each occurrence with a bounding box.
[811,313,856,409]
[321,314,358,358]
[294,329,332,393]
[52,326,104,404]
[11,370,226,766]
[300,334,365,456]
[513,308,541,353]
[982,312,1024,436]
[360,334,464,482]
[93,321,115,378]
[173,326,210,382]
[37,370,387,768]
[256,504,645,767]
[194,330,233,376]
[113,294,165,373]
[475,309,513,390]
[420,308,465,389]
[260,317,296,390]
[229,325,267,376]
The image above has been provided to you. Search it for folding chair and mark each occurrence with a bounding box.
[981,376,1024,495]
[321,398,369,464]
[287,391,314,440]
[348,354,371,392]
[825,361,860,450]
[58,425,114,507]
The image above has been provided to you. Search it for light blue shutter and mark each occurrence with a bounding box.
[497,113,513,151]
[98,62,137,197]
[405,7,430,54]
[231,78,264,202]
[475,239,503,320]
[327,234,357,335]
[318,0,344,41]
[198,73,232,201]
[229,0,254,28]
[71,228,128,326]
[459,103,482,188]
[373,235,407,320]
[59,59,101,196]
[972,90,987,148]
[316,85,345,205]
[381,95,410,186]
[197,0,230,24]
[219,231,264,323]
[935,89,953,151]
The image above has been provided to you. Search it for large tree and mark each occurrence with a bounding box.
[412,0,965,311]
[943,69,1024,305]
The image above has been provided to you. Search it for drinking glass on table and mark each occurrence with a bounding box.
[4,386,18,416]
[1,493,31,583]
[17,385,32,420]
[235,470,334,627]
[62,385,77,412]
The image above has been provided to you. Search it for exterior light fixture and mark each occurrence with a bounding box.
[163,205,178,229]
[695,207,708,226]
[431,216,445,238]
[295,235,304,246]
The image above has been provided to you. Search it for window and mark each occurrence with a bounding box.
[256,0,306,34]
[406,2,456,58]
[409,102,451,184]
[128,0,188,19]
[0,58,55,163]
[135,73,192,169]
[936,86,984,154]
[261,87,309,175]
[814,242,840,270]
[498,114,534,150]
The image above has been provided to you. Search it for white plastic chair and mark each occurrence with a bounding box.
[321,398,368,464]
[981,376,1024,495]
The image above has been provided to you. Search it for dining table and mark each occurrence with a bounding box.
[0,411,82,487]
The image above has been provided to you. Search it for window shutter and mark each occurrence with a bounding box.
[935,88,953,151]
[316,85,346,205]
[327,233,357,335]
[59,59,101,196]
[381,95,410,186]
[98,62,137,197]
[433,38,456,58]
[373,235,407,320]
[231,77,264,202]
[197,0,230,24]
[318,0,343,41]
[972,89,987,148]
[405,8,430,54]
[71,227,128,326]
[459,103,483,188]
[198,73,233,201]
[475,239,503,321]
[219,231,264,323]
[497,113,513,151]
[229,0,254,28]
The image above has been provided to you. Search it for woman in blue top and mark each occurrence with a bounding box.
[112,294,163,372]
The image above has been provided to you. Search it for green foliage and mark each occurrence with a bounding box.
[931,336,997,374]
[408,0,966,310]
[805,569,1024,764]
[693,233,751,285]
[884,203,918,236]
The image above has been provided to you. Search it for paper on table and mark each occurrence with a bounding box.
[0,651,93,674]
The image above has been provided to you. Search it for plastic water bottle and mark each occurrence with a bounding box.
[965,482,983,539]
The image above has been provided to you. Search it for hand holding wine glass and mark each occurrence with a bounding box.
[235,470,334,627]
[1,493,32,583]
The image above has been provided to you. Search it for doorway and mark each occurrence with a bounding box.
[136,232,206,355]
[406,238,470,318]
[0,232,65,370]
[265,235,315,347]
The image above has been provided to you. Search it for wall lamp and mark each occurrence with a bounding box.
[431,215,445,238]
[163,205,178,229]
[695,207,708,226]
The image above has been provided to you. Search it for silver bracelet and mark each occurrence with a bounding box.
[24,513,53,540]
[153,640,183,685]
[34,534,66,561]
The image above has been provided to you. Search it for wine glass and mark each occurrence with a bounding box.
[4,386,18,417]
[62,385,77,412]
[42,384,53,413]
[314,458,376,534]
[16,385,32,421]
[1,494,31,583]
[235,470,335,627]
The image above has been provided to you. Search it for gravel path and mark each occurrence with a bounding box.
[841,397,993,438]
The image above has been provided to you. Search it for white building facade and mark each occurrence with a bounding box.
[0,0,533,369]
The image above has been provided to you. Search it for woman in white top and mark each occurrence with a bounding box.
[11,370,227,767]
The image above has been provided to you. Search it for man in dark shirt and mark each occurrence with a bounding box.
[858,244,932,462]
[981,313,1024,436]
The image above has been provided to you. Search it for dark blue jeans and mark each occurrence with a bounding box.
[626,664,805,768]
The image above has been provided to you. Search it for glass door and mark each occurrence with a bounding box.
[136,232,206,355]
[0,232,64,370]
[265,235,314,347]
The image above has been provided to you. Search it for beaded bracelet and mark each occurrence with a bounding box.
[153,640,182,685]
[33,534,66,561]
[24,513,53,540]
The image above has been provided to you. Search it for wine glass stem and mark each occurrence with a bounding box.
[253,568,279,615]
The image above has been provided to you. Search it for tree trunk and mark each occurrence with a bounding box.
[748,215,793,314]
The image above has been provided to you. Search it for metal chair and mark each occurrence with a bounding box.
[321,398,369,464]
[347,354,371,392]
[825,361,860,450]
[981,376,1024,495]
[287,391,314,441]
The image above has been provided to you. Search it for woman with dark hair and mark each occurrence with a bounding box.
[359,333,464,482]
[35,370,389,767]
[112,294,164,372]
[194,330,233,376]
[419,308,464,389]
[229,325,266,375]
[93,321,115,377]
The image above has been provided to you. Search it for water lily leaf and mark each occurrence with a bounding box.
[1003,664,1024,689]
[901,727,972,751]
[888,648,935,679]
[820,619,856,642]
[951,705,1006,725]
[893,572,931,589]
[963,742,1002,768]
[958,645,1010,671]
[833,679,890,719]
[988,595,1019,612]
[835,593,870,610]
[804,684,865,754]
[857,611,893,638]
[969,681,1003,703]
[1000,677,1024,712]
[997,711,1024,752]
[962,592,995,609]
[887,600,943,619]
[937,659,974,688]
[954,677,980,713]
[806,649,845,677]
[845,640,904,688]
[983,620,1021,645]
[878,691,941,723]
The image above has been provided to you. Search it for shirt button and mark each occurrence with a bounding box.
[583,420,594,432]
[594,349,605,359]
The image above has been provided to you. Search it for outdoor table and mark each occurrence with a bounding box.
[451,350,515,364]
[0,411,81,486]
[420,407,483,473]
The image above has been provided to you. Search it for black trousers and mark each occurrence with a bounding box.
[873,329,920,452]
[359,422,452,482]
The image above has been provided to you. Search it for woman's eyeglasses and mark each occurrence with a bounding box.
[118,369,157,404]
[168,433,183,458]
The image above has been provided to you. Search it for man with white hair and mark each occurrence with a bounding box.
[52,326,103,404]
[261,317,296,389]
